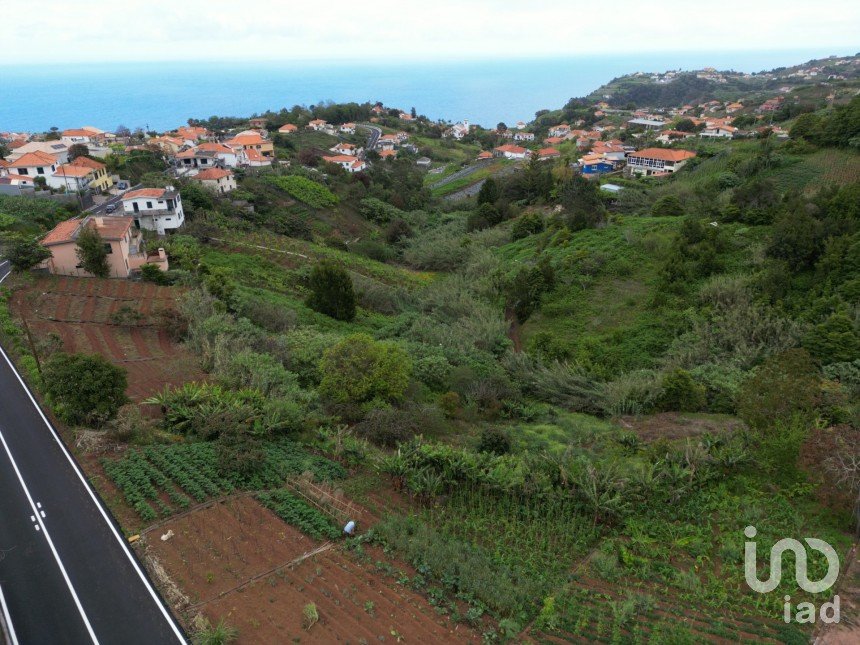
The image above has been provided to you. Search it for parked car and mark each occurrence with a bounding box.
[105,204,116,214]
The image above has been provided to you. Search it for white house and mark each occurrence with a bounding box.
[377,134,398,150]
[6,141,70,164]
[4,151,59,185]
[174,142,243,171]
[193,168,236,193]
[625,148,696,176]
[513,132,535,142]
[330,142,362,156]
[339,123,356,134]
[494,144,530,160]
[307,119,328,131]
[60,129,96,145]
[121,186,185,235]
[548,124,571,138]
[700,125,737,139]
[444,121,470,140]
[322,154,366,173]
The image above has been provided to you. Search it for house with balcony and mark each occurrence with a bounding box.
[224,132,274,161]
[121,186,185,234]
[192,168,236,193]
[625,148,696,176]
[40,215,168,278]
[65,156,113,192]
[174,142,243,170]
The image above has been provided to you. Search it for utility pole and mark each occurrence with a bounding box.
[21,316,42,376]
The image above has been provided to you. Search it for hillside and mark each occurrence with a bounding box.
[1,56,859,644]
[585,53,860,108]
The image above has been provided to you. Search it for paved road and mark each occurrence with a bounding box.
[442,162,522,201]
[86,184,141,215]
[428,158,494,190]
[0,264,186,644]
[358,123,382,153]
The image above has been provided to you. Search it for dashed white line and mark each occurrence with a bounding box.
[0,343,186,643]
[0,428,98,643]
[0,583,20,645]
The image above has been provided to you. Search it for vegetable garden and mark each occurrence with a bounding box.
[102,440,346,522]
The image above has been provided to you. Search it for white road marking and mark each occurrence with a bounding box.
[36,502,41,508]
[0,430,98,643]
[0,344,187,643]
[0,583,20,645]
[34,526,40,532]
[40,510,46,518]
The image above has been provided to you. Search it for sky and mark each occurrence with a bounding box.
[1,0,858,65]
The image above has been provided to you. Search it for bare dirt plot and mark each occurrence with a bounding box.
[9,275,204,400]
[618,412,744,442]
[144,497,482,644]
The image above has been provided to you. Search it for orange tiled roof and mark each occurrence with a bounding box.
[628,148,696,162]
[9,151,56,167]
[124,188,167,200]
[53,164,93,177]
[195,168,232,180]
[41,219,82,245]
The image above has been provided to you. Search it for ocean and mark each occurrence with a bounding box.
[0,50,843,132]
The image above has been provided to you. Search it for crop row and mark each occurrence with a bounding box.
[102,439,346,523]
[257,489,341,540]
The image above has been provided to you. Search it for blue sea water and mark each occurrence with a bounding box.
[0,50,844,132]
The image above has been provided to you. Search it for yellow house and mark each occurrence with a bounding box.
[53,156,114,192]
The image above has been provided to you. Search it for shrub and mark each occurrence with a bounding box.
[306,261,356,321]
[656,369,706,412]
[650,194,684,217]
[601,369,663,417]
[511,212,544,240]
[355,404,446,447]
[318,334,411,406]
[802,312,860,365]
[139,263,168,284]
[736,349,820,431]
[43,353,128,426]
[194,618,238,645]
[412,354,452,391]
[477,427,511,455]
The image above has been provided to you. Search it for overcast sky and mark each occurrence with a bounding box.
[2,0,858,64]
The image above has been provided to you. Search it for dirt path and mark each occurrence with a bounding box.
[816,544,859,644]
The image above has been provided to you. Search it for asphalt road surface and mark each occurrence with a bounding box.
[86,184,141,215]
[358,123,382,152]
[0,265,186,645]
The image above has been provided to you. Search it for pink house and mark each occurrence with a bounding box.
[40,216,168,278]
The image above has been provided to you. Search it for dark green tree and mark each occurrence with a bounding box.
[307,261,356,321]
[67,144,90,161]
[75,225,110,278]
[43,353,128,426]
[6,237,52,271]
[477,178,500,205]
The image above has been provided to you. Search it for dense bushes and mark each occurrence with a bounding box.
[318,334,411,408]
[306,262,356,321]
[43,353,127,426]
